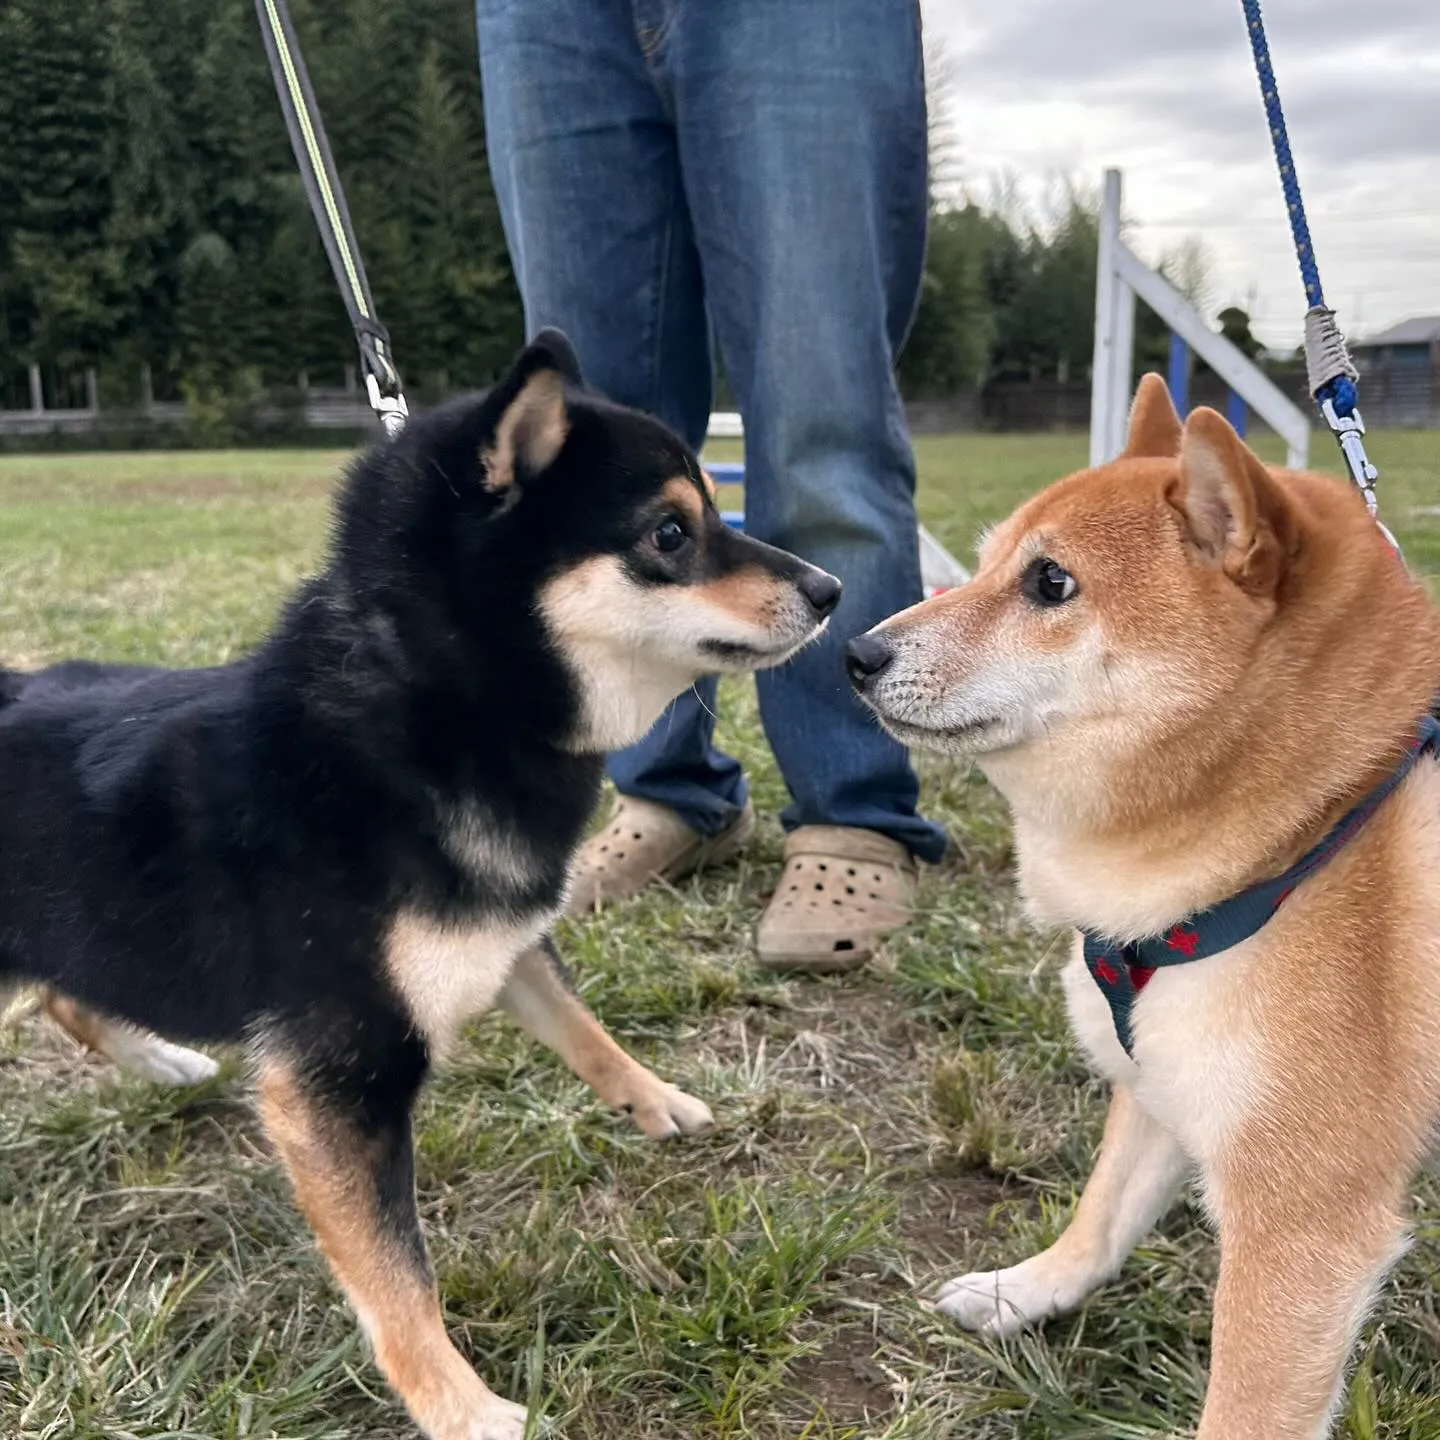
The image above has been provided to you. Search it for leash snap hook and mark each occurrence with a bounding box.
[365,374,410,438]
[1318,396,1379,515]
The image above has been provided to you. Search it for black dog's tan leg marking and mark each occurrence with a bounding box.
[256,1056,528,1440]
[41,988,219,1086]
[499,939,713,1140]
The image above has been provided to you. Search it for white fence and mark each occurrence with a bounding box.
[1090,168,1310,469]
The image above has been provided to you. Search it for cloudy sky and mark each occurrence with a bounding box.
[919,0,1439,352]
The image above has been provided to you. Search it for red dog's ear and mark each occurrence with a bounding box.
[1121,373,1182,459]
[1168,407,1296,594]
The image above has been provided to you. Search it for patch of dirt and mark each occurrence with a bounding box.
[898,1169,1013,1249]
[894,1168,1019,1270]
[786,1324,898,1427]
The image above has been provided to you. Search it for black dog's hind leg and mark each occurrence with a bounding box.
[0,979,214,1086]
[255,1029,529,1440]
[41,989,219,1086]
[499,937,714,1139]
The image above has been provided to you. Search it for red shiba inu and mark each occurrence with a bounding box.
[848,374,1440,1440]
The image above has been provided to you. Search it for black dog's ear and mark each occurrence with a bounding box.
[481,331,582,495]
[527,327,583,386]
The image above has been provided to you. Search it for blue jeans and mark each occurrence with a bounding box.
[476,0,946,863]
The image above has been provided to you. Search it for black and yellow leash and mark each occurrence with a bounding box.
[254,0,409,437]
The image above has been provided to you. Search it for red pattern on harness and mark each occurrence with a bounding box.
[1164,925,1199,956]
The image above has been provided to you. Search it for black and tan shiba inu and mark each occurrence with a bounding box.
[0,330,840,1440]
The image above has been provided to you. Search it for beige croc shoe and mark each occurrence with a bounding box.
[756,825,917,973]
[566,794,756,916]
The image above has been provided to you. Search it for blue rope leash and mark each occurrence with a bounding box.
[1242,2,1325,311]
[1241,0,1382,517]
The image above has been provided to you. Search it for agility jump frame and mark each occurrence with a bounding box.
[1090,168,1309,470]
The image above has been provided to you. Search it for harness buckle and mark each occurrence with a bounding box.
[1319,395,1379,516]
[365,372,410,439]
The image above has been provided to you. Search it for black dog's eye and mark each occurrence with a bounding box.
[653,517,688,553]
[1022,556,1078,606]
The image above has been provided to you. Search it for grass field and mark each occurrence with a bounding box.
[1,429,1438,1440]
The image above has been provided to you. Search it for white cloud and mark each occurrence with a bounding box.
[921,0,1440,350]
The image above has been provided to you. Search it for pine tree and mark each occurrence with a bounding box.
[0,0,123,375]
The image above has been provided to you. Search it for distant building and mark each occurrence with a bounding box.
[1348,317,1440,428]
[1351,316,1440,371]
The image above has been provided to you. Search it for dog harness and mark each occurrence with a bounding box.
[1084,712,1440,1057]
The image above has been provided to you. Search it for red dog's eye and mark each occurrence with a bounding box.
[1022,556,1078,606]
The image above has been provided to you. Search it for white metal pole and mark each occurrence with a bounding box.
[1090,169,1124,467]
[1109,284,1136,460]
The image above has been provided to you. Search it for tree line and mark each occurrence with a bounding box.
[0,0,1210,425]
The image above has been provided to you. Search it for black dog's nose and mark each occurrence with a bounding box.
[845,634,893,688]
[797,568,842,619]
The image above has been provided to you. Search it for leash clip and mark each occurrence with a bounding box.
[365,373,410,438]
[1319,396,1378,516]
